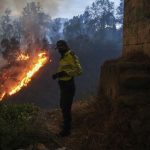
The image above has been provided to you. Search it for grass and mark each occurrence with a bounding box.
[1,92,150,150]
[0,103,59,150]
[46,92,150,150]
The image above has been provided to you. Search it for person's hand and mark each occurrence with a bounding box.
[58,71,68,77]
[52,73,58,80]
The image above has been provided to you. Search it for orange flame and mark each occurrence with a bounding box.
[0,92,6,101]
[0,51,49,100]
[16,53,29,61]
[9,52,48,95]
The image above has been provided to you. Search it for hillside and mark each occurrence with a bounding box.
[2,61,60,109]
[1,82,150,150]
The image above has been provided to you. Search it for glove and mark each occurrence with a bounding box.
[52,73,59,80]
[52,71,68,80]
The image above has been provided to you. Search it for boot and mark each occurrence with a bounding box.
[59,129,70,137]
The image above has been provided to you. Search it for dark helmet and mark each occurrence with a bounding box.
[55,40,69,50]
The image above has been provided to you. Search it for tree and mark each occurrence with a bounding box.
[20,2,51,53]
[63,0,116,43]
[1,37,20,63]
[49,18,64,43]
[0,9,13,41]
[116,0,124,25]
[0,9,21,62]
[63,16,84,40]
[12,19,22,42]
[87,0,116,31]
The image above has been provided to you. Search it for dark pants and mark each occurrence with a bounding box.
[58,78,75,131]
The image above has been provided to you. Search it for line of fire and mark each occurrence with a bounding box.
[0,38,52,101]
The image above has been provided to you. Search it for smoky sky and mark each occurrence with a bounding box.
[0,0,120,18]
[0,0,71,17]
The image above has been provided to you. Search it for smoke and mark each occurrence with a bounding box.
[0,54,7,68]
[0,0,69,17]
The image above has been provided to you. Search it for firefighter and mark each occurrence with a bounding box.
[52,40,82,137]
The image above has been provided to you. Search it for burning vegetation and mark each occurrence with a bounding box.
[0,51,50,101]
[0,2,51,101]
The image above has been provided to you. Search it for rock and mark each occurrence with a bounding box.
[25,144,33,150]
[35,143,49,150]
[55,147,66,150]
[25,143,49,150]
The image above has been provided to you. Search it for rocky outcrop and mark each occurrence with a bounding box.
[98,54,150,149]
[99,54,150,100]
[123,0,150,56]
[98,0,150,149]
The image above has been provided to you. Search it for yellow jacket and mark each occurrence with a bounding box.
[57,50,82,81]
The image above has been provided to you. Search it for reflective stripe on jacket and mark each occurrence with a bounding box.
[57,50,82,81]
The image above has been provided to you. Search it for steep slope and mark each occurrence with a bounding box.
[3,61,59,109]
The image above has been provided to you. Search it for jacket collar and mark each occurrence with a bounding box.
[61,50,71,58]
[64,50,71,56]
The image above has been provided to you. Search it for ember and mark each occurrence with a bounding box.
[0,51,49,101]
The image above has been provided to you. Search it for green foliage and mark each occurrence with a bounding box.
[0,103,43,150]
